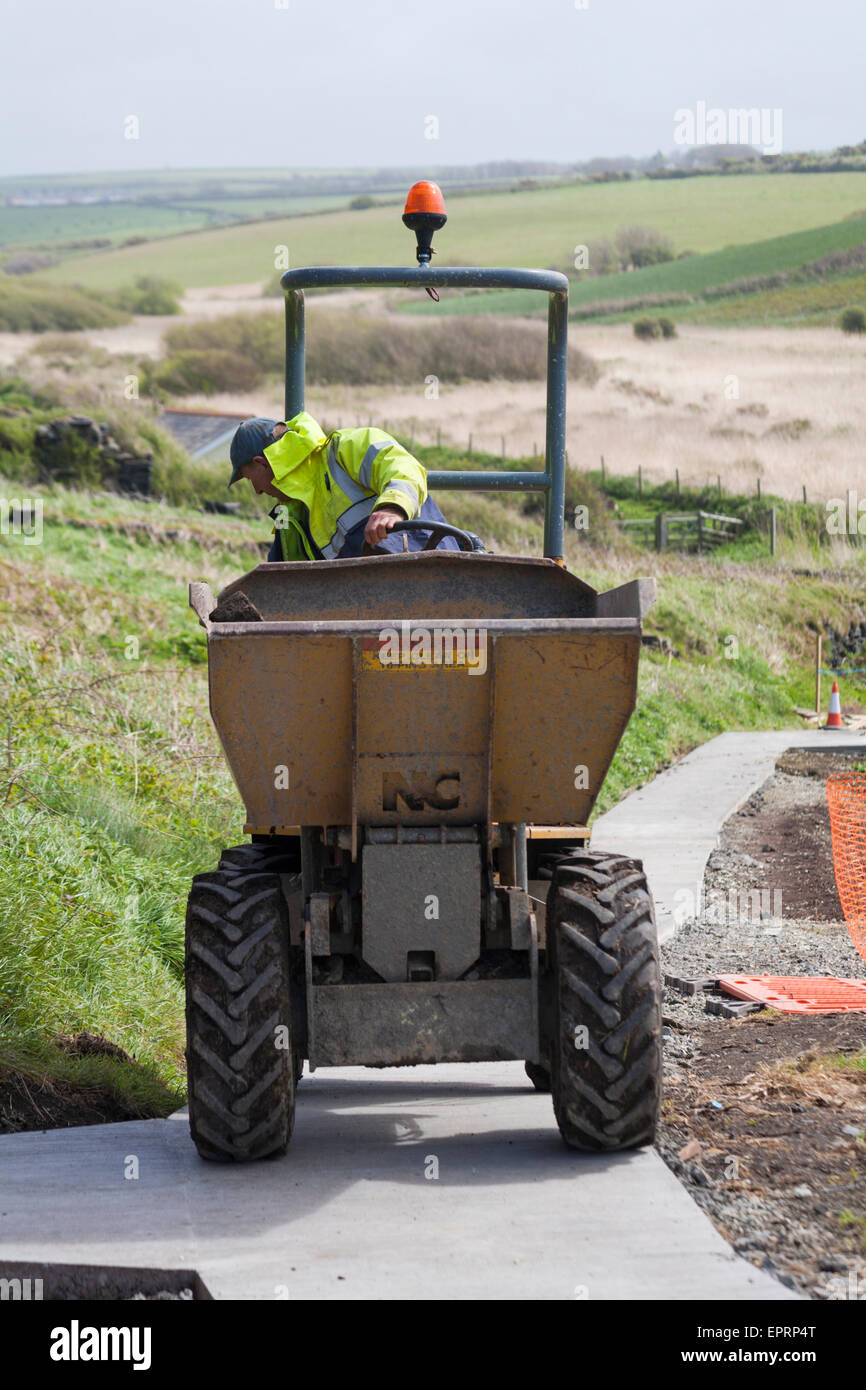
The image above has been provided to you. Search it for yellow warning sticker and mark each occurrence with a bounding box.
[358,626,488,675]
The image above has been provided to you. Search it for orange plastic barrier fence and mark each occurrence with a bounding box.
[720,974,866,1012]
[827,772,866,962]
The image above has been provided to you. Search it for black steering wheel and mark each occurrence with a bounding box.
[364,519,478,555]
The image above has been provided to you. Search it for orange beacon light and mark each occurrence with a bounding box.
[402,181,447,265]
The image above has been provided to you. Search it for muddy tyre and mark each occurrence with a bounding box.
[219,841,300,875]
[524,1061,552,1092]
[547,850,661,1151]
[185,867,294,1162]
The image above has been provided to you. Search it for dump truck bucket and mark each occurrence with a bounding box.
[190,558,655,839]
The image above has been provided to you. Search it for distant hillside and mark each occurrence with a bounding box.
[404,213,866,327]
[29,173,866,293]
[0,162,569,257]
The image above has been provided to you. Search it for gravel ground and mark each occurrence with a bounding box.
[127,1288,195,1300]
[656,758,866,1301]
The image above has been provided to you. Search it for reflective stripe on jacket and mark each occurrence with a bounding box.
[263,412,428,560]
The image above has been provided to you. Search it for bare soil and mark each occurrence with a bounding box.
[721,747,864,922]
[0,1033,153,1134]
[659,748,866,1299]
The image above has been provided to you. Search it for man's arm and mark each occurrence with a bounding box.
[336,427,430,546]
[336,428,428,538]
[364,433,422,543]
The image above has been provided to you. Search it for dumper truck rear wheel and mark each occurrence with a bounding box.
[547,850,661,1152]
[185,867,294,1162]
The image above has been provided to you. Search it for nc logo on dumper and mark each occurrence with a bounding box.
[383,770,461,812]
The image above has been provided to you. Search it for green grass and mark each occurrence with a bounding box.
[572,214,866,304]
[583,470,835,557]
[404,213,866,320]
[838,1209,866,1253]
[34,173,866,293]
[590,557,863,816]
[826,1052,866,1072]
[678,271,866,326]
[0,488,267,1114]
[0,368,268,513]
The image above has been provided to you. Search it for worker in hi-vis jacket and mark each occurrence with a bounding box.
[228,412,460,560]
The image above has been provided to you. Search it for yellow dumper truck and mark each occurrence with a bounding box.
[185,185,661,1162]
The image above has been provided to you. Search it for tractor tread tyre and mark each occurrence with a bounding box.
[185,867,294,1162]
[548,849,661,1152]
[219,842,300,876]
[525,1060,552,1093]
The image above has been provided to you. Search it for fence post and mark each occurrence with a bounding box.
[756,478,761,499]
[638,465,642,497]
[803,484,807,504]
[717,475,722,499]
[815,632,823,715]
[675,467,680,500]
[654,512,668,552]
[769,506,777,556]
[468,433,472,457]
[697,512,704,554]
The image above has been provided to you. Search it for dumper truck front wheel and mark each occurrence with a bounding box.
[185,867,294,1162]
[547,850,661,1151]
[524,1061,551,1092]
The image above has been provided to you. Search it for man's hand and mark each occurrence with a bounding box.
[365,505,405,545]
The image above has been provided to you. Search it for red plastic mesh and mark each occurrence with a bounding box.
[827,772,866,963]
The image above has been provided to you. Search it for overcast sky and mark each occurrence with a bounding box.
[2,0,864,177]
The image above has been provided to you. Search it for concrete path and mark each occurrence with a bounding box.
[4,726,860,1300]
[1,1068,793,1301]
[593,728,865,942]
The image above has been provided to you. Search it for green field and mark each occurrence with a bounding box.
[0,203,208,250]
[33,173,866,292]
[162,193,353,218]
[402,212,866,326]
[0,167,411,256]
[0,195,356,252]
[677,269,866,326]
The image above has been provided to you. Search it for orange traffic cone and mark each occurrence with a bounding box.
[824,680,843,728]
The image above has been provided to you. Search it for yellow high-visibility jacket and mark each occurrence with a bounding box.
[264,412,427,560]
